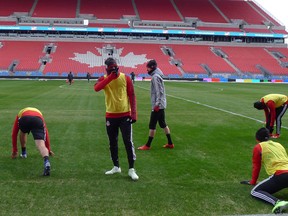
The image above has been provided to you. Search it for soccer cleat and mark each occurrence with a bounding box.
[272,200,288,214]
[163,144,174,149]
[43,161,51,176]
[20,153,27,158]
[137,145,151,150]
[271,134,280,139]
[105,166,121,175]
[128,168,139,181]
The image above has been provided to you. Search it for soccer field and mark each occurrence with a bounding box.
[0,80,288,215]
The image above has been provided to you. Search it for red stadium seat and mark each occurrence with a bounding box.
[33,0,77,18]
[175,0,227,23]
[0,41,45,71]
[80,0,135,19]
[0,0,34,16]
[135,0,181,21]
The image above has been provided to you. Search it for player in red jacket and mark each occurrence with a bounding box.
[241,127,288,214]
[254,94,288,138]
[94,57,138,180]
[11,107,54,176]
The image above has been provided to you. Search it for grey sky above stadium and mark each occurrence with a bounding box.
[254,0,288,30]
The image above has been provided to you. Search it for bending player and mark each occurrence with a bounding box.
[11,107,54,176]
[254,94,288,138]
[241,127,288,214]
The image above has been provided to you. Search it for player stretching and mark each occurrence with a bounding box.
[94,57,138,181]
[241,127,288,214]
[11,107,54,176]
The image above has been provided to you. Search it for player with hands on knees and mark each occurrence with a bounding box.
[11,107,54,176]
[94,57,138,181]
[241,127,288,214]
[254,94,288,138]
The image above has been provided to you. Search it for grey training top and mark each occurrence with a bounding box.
[150,68,167,109]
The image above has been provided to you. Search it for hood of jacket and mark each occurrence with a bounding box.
[150,68,164,78]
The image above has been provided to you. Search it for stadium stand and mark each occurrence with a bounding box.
[213,0,271,25]
[0,0,287,79]
[0,0,34,16]
[1,40,285,78]
[221,47,288,75]
[43,42,104,76]
[243,28,273,33]
[41,42,181,77]
[80,0,135,19]
[174,0,227,23]
[272,29,288,34]
[0,41,44,72]
[87,23,130,28]
[269,48,288,60]
[266,48,288,66]
[171,44,234,74]
[134,0,182,21]
[114,43,180,76]
[32,0,77,18]
[197,27,242,32]
[0,21,17,26]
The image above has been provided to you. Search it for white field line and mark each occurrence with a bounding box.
[136,85,288,130]
[59,84,92,91]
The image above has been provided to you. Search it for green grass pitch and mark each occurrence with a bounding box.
[0,79,288,215]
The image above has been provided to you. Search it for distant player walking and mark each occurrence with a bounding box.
[130,71,135,84]
[86,72,91,83]
[67,71,74,85]
[241,127,288,214]
[254,94,288,138]
[94,57,139,180]
[11,107,53,176]
[138,59,174,150]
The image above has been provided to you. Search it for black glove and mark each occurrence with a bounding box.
[128,117,136,124]
[240,180,251,185]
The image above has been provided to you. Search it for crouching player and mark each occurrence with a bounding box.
[11,107,54,176]
[241,127,288,214]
